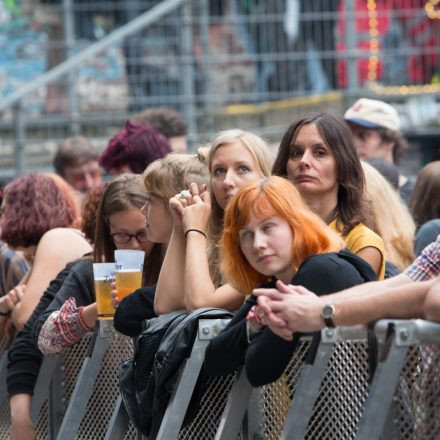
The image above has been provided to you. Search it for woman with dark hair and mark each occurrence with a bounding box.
[99,121,172,175]
[272,112,385,279]
[204,177,375,385]
[32,174,161,355]
[0,173,91,332]
[410,161,440,255]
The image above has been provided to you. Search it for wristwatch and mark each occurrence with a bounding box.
[321,302,336,328]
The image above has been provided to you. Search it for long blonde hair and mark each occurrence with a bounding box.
[206,129,272,286]
[362,161,415,270]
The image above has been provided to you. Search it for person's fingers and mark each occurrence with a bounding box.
[14,286,25,302]
[200,190,211,206]
[253,288,285,301]
[199,183,207,194]
[169,197,186,214]
[111,297,119,309]
[275,280,295,294]
[261,299,286,314]
[4,296,15,311]
[189,183,200,196]
[291,285,317,297]
[192,194,204,204]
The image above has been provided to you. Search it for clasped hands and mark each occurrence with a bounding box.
[169,183,211,233]
[253,280,324,340]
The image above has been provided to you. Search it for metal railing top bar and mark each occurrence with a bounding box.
[0,0,188,114]
[321,325,368,343]
[374,318,440,345]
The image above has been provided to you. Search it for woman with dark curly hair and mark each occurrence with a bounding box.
[272,112,385,279]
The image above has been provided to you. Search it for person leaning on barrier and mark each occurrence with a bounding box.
[254,234,440,340]
[112,152,209,337]
[204,177,376,387]
[32,175,162,356]
[0,174,91,334]
[272,112,386,280]
[153,129,273,316]
[4,183,104,440]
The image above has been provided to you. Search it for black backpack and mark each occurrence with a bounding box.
[119,308,232,438]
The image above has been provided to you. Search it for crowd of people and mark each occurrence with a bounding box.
[0,100,439,438]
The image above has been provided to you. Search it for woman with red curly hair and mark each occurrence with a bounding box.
[204,176,376,386]
[0,173,92,332]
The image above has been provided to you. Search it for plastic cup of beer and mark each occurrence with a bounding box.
[114,250,144,301]
[93,263,116,320]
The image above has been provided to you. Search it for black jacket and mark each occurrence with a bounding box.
[120,307,232,439]
[204,249,376,386]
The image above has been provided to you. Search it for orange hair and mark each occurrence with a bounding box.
[221,176,343,294]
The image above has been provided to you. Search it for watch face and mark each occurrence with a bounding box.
[323,304,334,318]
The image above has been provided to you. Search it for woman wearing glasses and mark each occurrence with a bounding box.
[32,174,161,354]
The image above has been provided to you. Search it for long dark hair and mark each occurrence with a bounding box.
[93,174,163,285]
[273,112,372,235]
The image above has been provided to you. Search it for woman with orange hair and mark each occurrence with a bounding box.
[204,176,376,386]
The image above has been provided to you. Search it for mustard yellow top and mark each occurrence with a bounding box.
[329,220,386,280]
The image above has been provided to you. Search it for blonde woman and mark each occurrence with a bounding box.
[362,161,415,275]
[154,129,272,314]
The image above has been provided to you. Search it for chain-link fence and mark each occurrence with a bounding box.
[0,0,439,176]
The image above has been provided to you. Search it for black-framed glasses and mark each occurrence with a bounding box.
[110,230,150,244]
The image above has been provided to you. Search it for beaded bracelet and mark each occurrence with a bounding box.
[184,228,207,239]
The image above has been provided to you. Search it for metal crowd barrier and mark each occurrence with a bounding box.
[1,318,440,439]
[0,321,135,440]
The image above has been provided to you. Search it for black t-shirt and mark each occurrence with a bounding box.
[204,250,376,387]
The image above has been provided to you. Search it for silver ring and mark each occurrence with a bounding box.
[179,191,188,199]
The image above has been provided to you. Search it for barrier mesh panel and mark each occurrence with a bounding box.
[262,339,311,440]
[0,398,10,440]
[178,373,238,440]
[75,331,134,440]
[393,344,440,439]
[304,341,370,440]
[0,338,11,439]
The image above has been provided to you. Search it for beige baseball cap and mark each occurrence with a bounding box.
[344,98,400,132]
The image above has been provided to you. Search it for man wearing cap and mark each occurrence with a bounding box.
[344,98,414,203]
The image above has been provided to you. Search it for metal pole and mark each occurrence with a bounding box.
[63,0,80,135]
[346,0,358,93]
[198,0,213,135]
[181,1,197,150]
[12,102,25,176]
